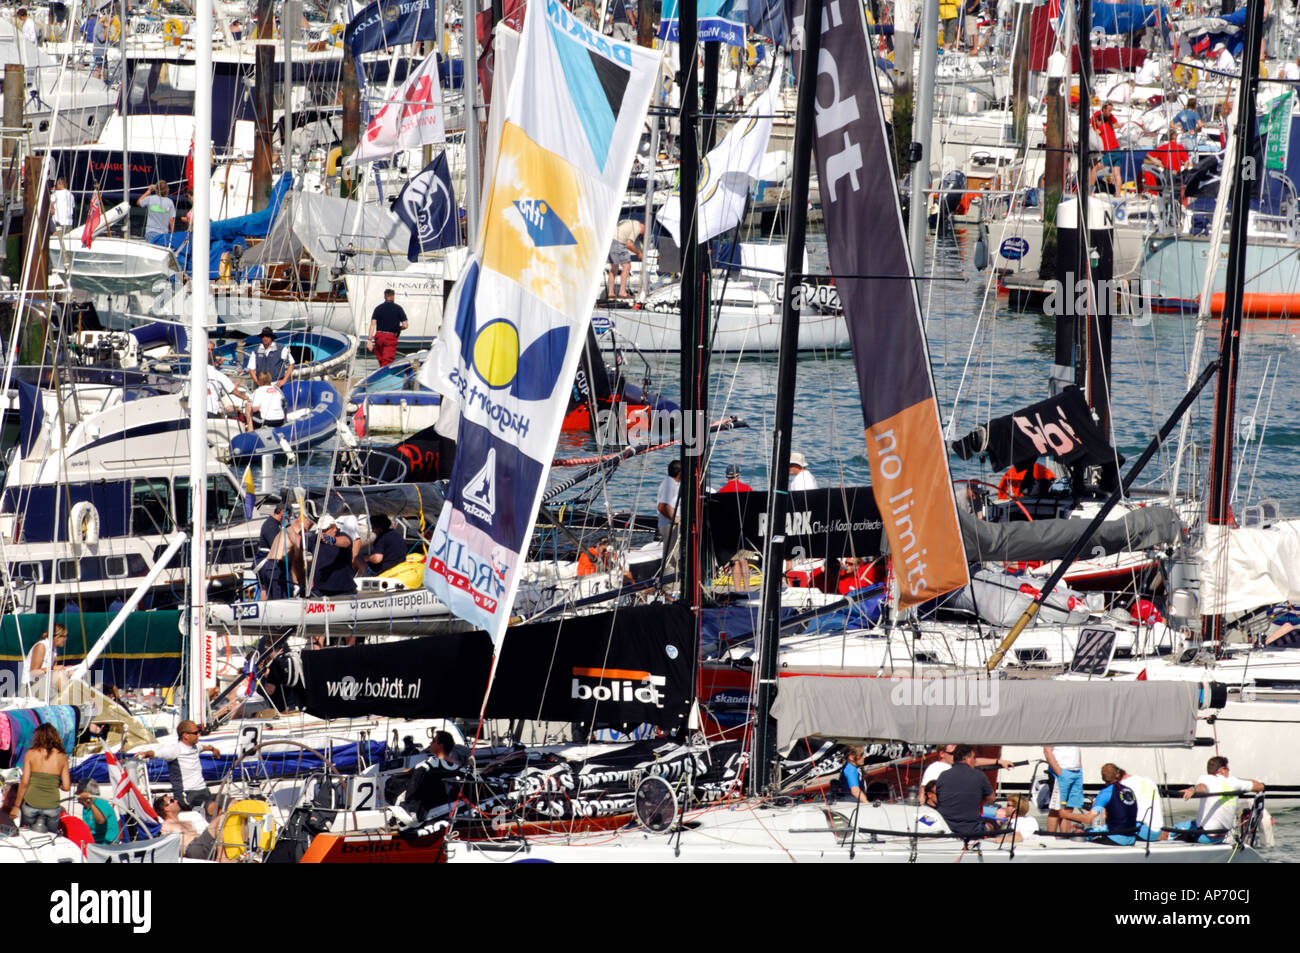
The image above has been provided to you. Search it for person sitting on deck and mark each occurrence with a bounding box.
[935,744,996,838]
[841,745,873,807]
[363,514,408,575]
[1060,762,1139,845]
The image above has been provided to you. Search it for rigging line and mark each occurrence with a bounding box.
[1244,355,1279,508]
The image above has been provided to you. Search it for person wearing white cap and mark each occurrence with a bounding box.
[1212,42,1236,74]
[788,452,818,491]
[309,514,357,598]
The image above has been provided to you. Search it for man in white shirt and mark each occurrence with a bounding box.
[51,177,74,233]
[656,459,681,539]
[1284,56,1300,82]
[1134,56,1161,86]
[244,371,287,430]
[206,343,248,417]
[788,451,818,491]
[134,720,220,812]
[1212,43,1236,75]
[1044,744,1083,832]
[1118,766,1164,841]
[16,7,37,43]
[1177,755,1263,842]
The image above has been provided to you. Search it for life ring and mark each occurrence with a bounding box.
[728,42,758,69]
[163,17,185,43]
[326,145,342,176]
[107,14,122,42]
[69,501,100,546]
[329,22,345,46]
[1172,63,1198,90]
[222,799,277,860]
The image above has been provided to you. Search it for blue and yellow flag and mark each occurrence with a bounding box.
[423,0,660,642]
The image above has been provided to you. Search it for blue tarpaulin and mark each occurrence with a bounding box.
[16,379,43,457]
[151,173,293,279]
[1091,1,1166,33]
[72,740,389,783]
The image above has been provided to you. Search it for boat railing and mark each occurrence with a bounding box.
[321,234,407,272]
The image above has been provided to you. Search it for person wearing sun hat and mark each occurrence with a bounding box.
[788,452,818,491]
[245,326,295,389]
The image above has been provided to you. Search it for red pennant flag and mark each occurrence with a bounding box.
[185,137,195,197]
[81,191,103,248]
[1136,668,1148,681]
[105,750,160,825]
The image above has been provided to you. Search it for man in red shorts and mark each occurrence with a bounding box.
[367,288,408,366]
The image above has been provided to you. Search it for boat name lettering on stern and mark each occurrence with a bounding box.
[813,0,864,203]
[873,428,928,597]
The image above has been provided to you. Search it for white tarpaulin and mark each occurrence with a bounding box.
[1200,520,1300,616]
[771,676,1201,752]
[291,192,411,267]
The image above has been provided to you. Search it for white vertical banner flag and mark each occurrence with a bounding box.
[346,48,447,166]
[423,1,660,642]
[656,64,783,245]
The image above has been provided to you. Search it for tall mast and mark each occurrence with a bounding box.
[677,0,707,615]
[751,0,819,796]
[188,0,214,724]
[1201,0,1266,647]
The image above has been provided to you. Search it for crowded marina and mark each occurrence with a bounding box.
[0,0,1294,878]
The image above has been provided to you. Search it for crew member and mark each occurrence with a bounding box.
[367,288,408,367]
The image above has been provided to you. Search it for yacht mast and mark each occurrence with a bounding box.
[188,0,214,724]
[752,0,818,795]
[1201,0,1266,648]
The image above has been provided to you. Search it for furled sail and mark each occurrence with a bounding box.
[802,0,967,608]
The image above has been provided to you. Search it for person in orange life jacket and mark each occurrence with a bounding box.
[577,538,614,576]
[578,538,634,583]
[997,459,1055,500]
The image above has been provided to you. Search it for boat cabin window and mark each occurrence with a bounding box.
[131,478,174,535]
[173,476,243,530]
[14,561,42,582]
[126,62,197,115]
[56,559,79,582]
[104,556,128,578]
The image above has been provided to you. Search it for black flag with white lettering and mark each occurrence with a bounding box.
[395,152,459,262]
[949,385,1120,471]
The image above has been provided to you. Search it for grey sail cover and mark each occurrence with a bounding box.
[772,676,1200,751]
[959,505,1181,563]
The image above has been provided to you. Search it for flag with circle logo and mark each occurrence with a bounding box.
[345,48,445,166]
[423,0,659,642]
[395,152,459,261]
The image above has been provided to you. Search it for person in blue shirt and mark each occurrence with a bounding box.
[841,745,872,806]
[1061,762,1138,845]
[76,779,119,845]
